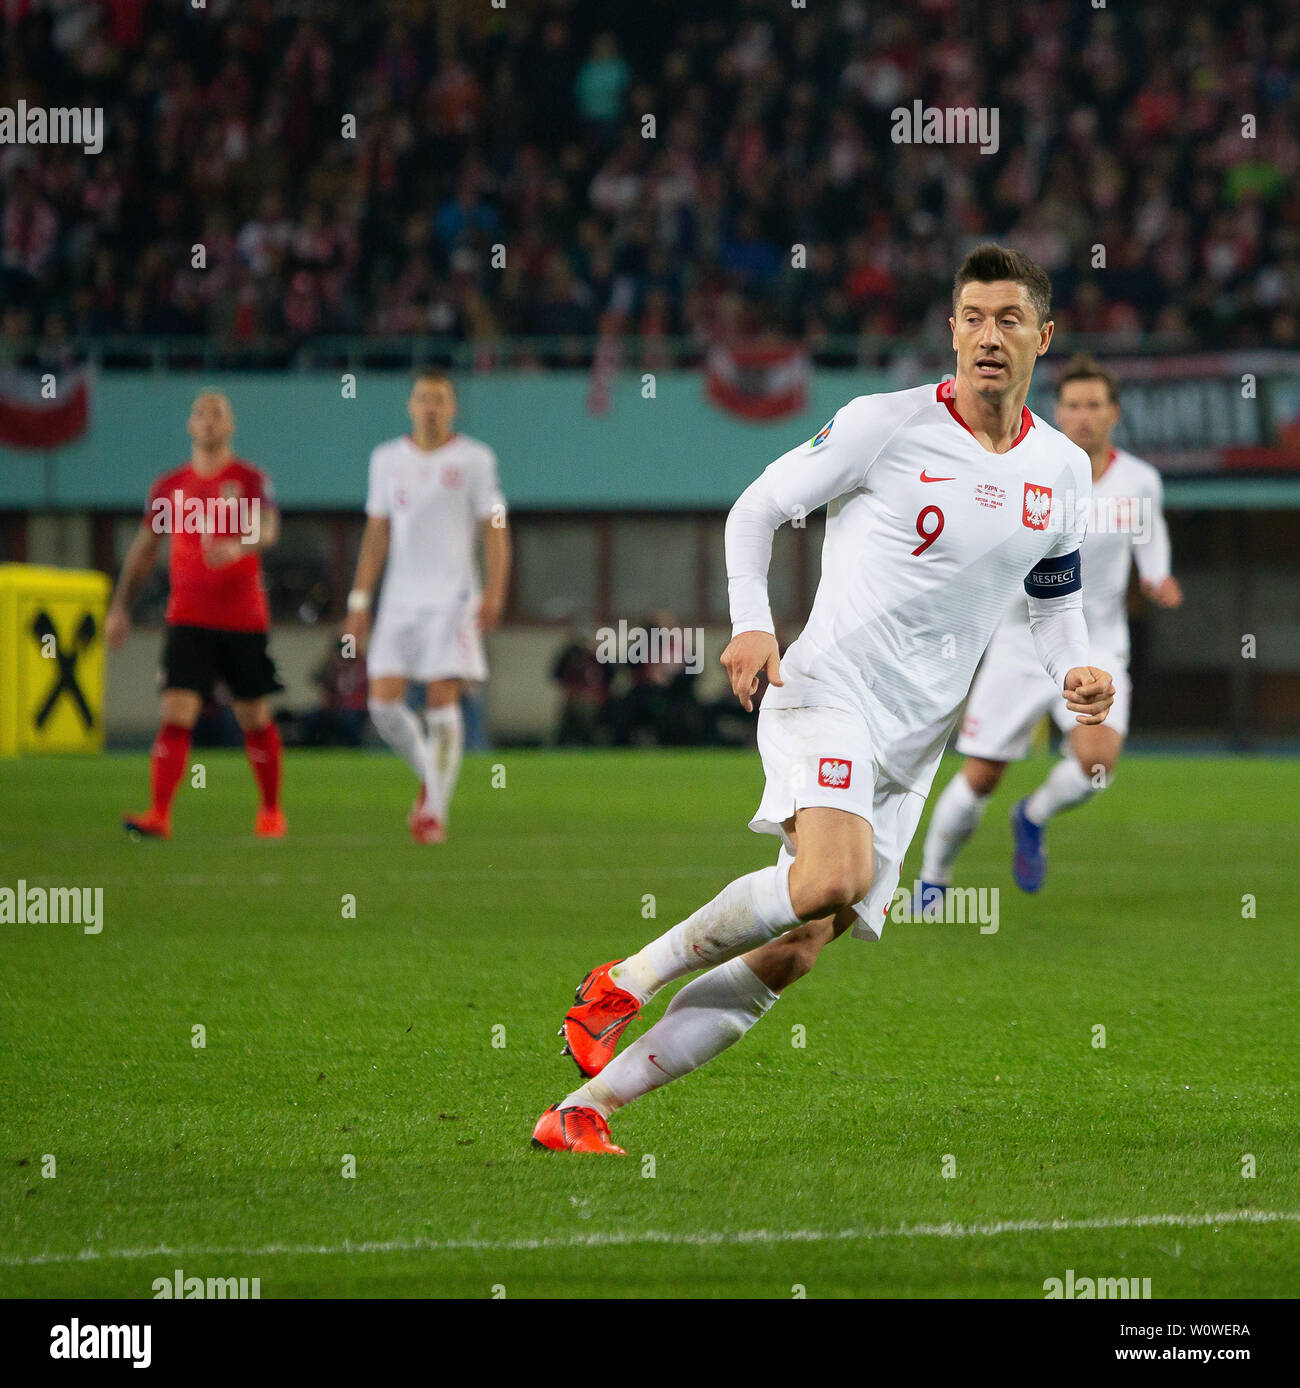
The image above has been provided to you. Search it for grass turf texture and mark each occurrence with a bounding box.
[1,748,1296,1299]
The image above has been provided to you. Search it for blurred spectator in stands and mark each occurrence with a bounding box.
[4,1,1298,352]
[551,624,615,746]
[303,629,369,748]
[2,168,58,307]
[575,34,630,147]
[607,611,709,747]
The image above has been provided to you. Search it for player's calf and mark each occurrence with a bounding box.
[920,763,997,889]
[1069,725,1122,787]
[744,909,850,992]
[537,956,781,1152]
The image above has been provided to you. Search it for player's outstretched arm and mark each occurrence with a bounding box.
[477,515,511,631]
[106,523,162,649]
[1134,466,1180,608]
[343,514,390,644]
[1024,549,1104,721]
[721,630,782,712]
[722,398,883,710]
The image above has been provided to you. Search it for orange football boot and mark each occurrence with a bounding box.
[531,1104,626,1155]
[123,809,171,840]
[255,807,287,838]
[559,959,641,1077]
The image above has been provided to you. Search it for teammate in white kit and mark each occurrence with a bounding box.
[533,244,1116,1155]
[919,356,1181,895]
[343,370,511,843]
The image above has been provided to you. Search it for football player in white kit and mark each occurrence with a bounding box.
[919,356,1181,896]
[533,245,1116,1154]
[343,371,510,843]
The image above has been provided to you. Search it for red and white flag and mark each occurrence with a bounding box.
[705,342,810,421]
[586,310,626,416]
[0,365,92,449]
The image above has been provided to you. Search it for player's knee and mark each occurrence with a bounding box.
[964,759,1005,796]
[160,694,200,729]
[234,700,271,732]
[792,861,872,919]
[1077,753,1116,786]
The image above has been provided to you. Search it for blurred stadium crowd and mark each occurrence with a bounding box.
[2,0,1298,361]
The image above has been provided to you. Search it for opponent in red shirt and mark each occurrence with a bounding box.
[106,391,287,839]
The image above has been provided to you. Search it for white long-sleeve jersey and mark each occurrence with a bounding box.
[365,432,505,612]
[726,379,1093,794]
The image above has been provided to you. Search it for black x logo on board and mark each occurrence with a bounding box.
[30,610,97,730]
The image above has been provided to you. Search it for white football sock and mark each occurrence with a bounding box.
[1025,755,1098,825]
[368,698,434,787]
[921,772,992,885]
[610,859,797,1005]
[424,702,463,821]
[562,957,779,1117]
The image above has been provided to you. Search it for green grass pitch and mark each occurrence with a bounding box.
[1,747,1297,1298]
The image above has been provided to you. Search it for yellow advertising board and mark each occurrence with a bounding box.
[0,564,112,755]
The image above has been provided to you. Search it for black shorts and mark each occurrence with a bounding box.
[161,625,284,702]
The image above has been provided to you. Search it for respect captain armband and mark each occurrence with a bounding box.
[1024,550,1082,598]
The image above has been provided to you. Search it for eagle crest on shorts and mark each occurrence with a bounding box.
[817,758,852,788]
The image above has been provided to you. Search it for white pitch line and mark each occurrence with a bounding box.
[5,1208,1298,1269]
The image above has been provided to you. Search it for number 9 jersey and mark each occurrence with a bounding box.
[726,380,1092,798]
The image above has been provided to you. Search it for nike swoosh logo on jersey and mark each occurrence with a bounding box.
[919,471,955,482]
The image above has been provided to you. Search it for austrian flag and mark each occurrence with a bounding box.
[705,343,811,422]
[0,366,92,450]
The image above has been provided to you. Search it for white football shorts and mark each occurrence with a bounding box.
[956,624,1130,762]
[750,703,927,942]
[368,601,487,683]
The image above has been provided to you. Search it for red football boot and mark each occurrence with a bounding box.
[406,782,428,830]
[410,814,445,845]
[559,959,641,1078]
[531,1104,626,1155]
[407,784,445,843]
[123,809,171,840]
[255,807,287,839]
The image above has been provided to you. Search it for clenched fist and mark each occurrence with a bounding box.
[1063,666,1115,725]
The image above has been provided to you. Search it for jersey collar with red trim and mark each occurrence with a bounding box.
[936,378,1034,449]
[404,432,458,453]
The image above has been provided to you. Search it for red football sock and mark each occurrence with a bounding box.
[150,723,192,817]
[244,722,282,810]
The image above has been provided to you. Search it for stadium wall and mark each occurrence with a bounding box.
[0,370,885,512]
[8,364,1297,511]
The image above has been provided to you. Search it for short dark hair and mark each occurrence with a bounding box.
[1056,353,1119,404]
[952,243,1052,325]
